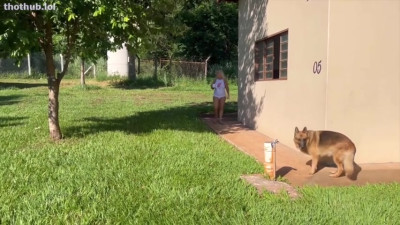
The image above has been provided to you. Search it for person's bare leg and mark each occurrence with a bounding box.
[213,97,219,121]
[218,97,226,123]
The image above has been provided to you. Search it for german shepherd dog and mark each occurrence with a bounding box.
[294,127,356,178]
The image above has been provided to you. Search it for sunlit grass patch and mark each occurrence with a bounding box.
[0,78,399,224]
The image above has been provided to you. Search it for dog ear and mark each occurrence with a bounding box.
[295,127,299,134]
[302,127,307,132]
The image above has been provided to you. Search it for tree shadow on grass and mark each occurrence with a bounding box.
[110,77,165,90]
[0,82,47,89]
[0,116,28,127]
[0,95,25,107]
[64,102,238,138]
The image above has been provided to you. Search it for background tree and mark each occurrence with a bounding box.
[0,0,153,140]
[136,0,186,79]
[135,0,239,78]
[177,0,238,64]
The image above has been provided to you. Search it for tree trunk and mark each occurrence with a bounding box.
[128,51,136,80]
[42,21,62,140]
[48,77,62,140]
[80,58,85,86]
[153,57,158,80]
[44,48,62,140]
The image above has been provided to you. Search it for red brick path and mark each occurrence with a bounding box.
[202,114,400,187]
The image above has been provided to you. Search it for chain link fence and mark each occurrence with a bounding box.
[0,53,233,80]
[0,53,107,78]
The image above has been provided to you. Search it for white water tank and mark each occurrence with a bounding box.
[107,43,129,77]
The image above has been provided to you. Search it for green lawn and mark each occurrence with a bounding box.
[0,78,399,224]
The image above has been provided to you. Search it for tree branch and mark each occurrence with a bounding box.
[58,19,79,81]
[30,11,45,49]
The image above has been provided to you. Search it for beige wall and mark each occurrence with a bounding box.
[326,0,400,163]
[238,0,268,128]
[238,0,400,163]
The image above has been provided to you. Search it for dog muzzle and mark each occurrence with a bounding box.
[299,140,306,149]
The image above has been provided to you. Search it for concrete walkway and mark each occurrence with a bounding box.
[202,114,400,187]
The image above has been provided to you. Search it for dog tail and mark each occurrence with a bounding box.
[344,151,355,179]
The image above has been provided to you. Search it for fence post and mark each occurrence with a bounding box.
[27,53,31,76]
[204,56,211,80]
[80,58,85,86]
[60,54,64,73]
[153,57,158,80]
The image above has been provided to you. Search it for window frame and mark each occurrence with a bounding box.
[254,30,289,81]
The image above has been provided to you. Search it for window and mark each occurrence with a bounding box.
[254,31,288,81]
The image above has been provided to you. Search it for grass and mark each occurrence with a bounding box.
[0,78,399,224]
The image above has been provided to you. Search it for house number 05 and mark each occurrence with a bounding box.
[313,60,322,74]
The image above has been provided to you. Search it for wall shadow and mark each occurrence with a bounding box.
[237,0,268,129]
[0,82,47,89]
[63,102,238,138]
[0,94,24,106]
[0,116,28,128]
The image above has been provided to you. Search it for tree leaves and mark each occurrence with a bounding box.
[177,1,238,63]
[0,0,238,67]
[67,13,76,21]
[136,0,238,64]
[93,6,106,17]
[0,0,157,67]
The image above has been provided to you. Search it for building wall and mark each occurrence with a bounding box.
[238,0,268,129]
[238,0,400,163]
[238,0,330,151]
[326,0,400,163]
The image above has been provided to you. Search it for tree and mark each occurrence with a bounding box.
[0,0,153,140]
[134,0,238,75]
[177,1,238,64]
[136,0,186,80]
